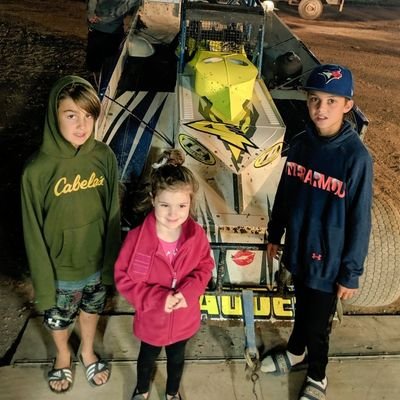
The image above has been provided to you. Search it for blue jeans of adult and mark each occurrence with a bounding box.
[135,339,188,396]
[86,25,125,73]
[287,278,337,381]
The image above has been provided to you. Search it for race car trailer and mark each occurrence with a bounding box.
[96,0,400,362]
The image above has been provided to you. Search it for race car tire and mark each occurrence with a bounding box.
[298,0,324,20]
[347,195,400,307]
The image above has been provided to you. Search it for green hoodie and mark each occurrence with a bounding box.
[21,76,121,311]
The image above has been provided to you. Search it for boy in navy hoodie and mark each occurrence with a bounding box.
[261,64,373,400]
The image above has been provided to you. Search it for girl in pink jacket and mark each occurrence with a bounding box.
[115,149,214,400]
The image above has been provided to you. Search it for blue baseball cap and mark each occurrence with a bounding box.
[303,64,353,99]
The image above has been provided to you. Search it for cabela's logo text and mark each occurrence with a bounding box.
[54,172,104,196]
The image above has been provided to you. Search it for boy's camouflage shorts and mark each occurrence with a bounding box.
[44,272,106,330]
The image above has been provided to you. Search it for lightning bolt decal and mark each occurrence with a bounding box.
[185,120,258,161]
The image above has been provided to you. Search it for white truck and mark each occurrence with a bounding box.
[274,0,345,20]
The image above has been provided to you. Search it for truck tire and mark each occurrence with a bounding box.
[298,0,323,20]
[347,195,400,307]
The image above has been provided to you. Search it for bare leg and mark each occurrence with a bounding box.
[50,329,71,392]
[79,310,109,385]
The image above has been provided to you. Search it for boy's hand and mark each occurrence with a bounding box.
[88,15,101,24]
[337,284,358,300]
[267,243,282,262]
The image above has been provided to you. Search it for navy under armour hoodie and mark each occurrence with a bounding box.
[268,120,373,293]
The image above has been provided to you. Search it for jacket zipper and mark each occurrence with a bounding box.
[168,260,178,344]
[171,272,177,290]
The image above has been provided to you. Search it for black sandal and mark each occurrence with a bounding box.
[47,360,73,393]
[299,377,327,400]
[79,353,110,387]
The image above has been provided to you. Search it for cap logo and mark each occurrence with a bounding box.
[319,69,343,85]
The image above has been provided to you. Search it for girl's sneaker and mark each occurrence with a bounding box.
[131,389,148,400]
[166,393,182,400]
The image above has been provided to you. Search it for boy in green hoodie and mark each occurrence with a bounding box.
[21,76,121,393]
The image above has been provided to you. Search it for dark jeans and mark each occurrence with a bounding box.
[287,279,337,381]
[135,339,188,396]
[86,26,125,73]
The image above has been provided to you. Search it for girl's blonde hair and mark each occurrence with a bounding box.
[58,83,101,120]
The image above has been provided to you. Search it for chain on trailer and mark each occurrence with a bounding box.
[242,289,262,400]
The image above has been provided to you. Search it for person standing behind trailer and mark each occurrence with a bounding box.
[261,64,373,400]
[86,0,138,86]
[21,76,121,393]
[114,149,214,400]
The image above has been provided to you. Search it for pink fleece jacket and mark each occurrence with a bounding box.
[114,211,214,346]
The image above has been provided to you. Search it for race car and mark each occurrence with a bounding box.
[97,0,400,324]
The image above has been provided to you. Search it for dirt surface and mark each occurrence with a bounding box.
[0,1,399,362]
